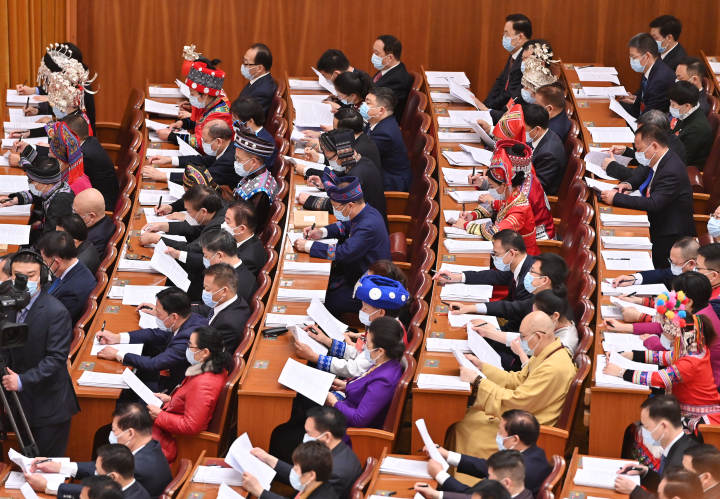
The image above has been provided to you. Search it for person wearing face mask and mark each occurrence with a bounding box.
[96,287,207,393]
[0,156,74,244]
[222,199,266,275]
[147,326,232,463]
[682,444,720,499]
[676,57,712,116]
[236,43,277,116]
[522,103,566,196]
[668,81,712,169]
[709,206,720,243]
[197,230,256,303]
[332,71,372,113]
[427,410,551,497]
[255,407,362,498]
[0,251,78,456]
[534,83,571,142]
[696,243,720,300]
[299,129,387,222]
[649,15,686,72]
[618,32,675,118]
[613,395,700,497]
[229,97,277,169]
[363,86,412,191]
[73,188,114,255]
[369,35,413,120]
[600,125,695,269]
[43,119,92,194]
[451,311,576,460]
[294,174,390,317]
[483,14,531,111]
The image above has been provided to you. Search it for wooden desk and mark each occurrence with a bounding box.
[176,455,248,499]
[365,449,436,498]
[0,463,56,499]
[558,448,629,499]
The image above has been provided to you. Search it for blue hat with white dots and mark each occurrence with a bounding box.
[353,274,409,310]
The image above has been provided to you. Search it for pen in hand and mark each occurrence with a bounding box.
[157,195,163,210]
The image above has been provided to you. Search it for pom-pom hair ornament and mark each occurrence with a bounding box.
[655,290,690,327]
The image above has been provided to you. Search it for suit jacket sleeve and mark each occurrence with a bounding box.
[483,297,534,323]
[178,154,214,169]
[128,327,173,345]
[606,161,637,182]
[18,300,72,388]
[154,378,219,435]
[624,165,651,190]
[122,338,186,373]
[259,491,286,499]
[613,167,679,213]
[75,461,96,478]
[457,455,489,478]
[532,149,562,194]
[639,268,672,284]
[58,483,83,499]
[439,476,472,493]
[464,269,512,286]
[274,459,292,485]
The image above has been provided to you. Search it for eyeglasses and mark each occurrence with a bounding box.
[696,266,718,273]
[528,270,545,278]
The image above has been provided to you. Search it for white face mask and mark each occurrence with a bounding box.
[234,159,255,177]
[221,222,238,237]
[202,140,217,156]
[358,309,378,327]
[189,95,205,108]
[328,159,344,172]
[185,212,201,226]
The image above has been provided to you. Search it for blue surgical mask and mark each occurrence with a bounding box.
[289,469,306,491]
[29,183,44,197]
[670,263,683,276]
[185,347,201,365]
[520,60,526,73]
[493,253,511,272]
[202,288,223,308]
[202,257,210,268]
[358,102,370,121]
[502,35,514,52]
[525,131,533,144]
[108,430,119,445]
[241,64,253,81]
[358,310,372,327]
[669,106,681,119]
[333,206,350,222]
[327,159,344,172]
[202,140,217,156]
[635,148,654,166]
[156,315,172,332]
[521,333,535,356]
[52,106,67,119]
[340,98,352,106]
[221,222,237,237]
[371,53,385,70]
[641,424,663,448]
[521,88,535,104]
[656,40,666,53]
[189,95,204,108]
[364,347,377,365]
[523,272,537,293]
[630,57,645,73]
[24,280,38,296]
[496,434,507,450]
[708,217,720,237]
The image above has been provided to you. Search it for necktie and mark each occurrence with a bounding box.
[47,278,61,294]
[658,454,667,475]
[638,169,654,197]
[640,76,648,113]
[207,309,215,322]
[373,72,381,83]
[17,307,29,324]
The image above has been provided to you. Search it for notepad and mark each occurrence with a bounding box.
[277,288,326,303]
[150,240,190,292]
[1,137,46,147]
[3,121,45,131]
[443,239,494,254]
[601,250,654,271]
[278,358,335,405]
[467,326,502,368]
[440,283,493,302]
[283,261,331,276]
[6,89,45,105]
[602,332,647,352]
[459,144,494,165]
[8,108,51,122]
[609,97,638,131]
[574,467,639,489]
[587,126,635,144]
[601,236,652,250]
[290,325,328,356]
[264,314,312,327]
[293,100,334,127]
[438,132,483,143]
[448,189,485,204]
[148,86,183,98]
[77,371,128,389]
[307,298,347,340]
[574,85,628,99]
[600,213,650,227]
[144,99,180,117]
[426,338,470,352]
[224,433,277,490]
[91,339,143,357]
[425,71,471,87]
[192,466,244,486]
[0,224,30,245]
[444,226,483,239]
[416,374,471,391]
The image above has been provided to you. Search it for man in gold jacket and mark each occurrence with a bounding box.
[450,311,577,460]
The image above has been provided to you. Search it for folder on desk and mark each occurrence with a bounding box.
[601,236,652,250]
[440,283,493,302]
[144,99,180,117]
[225,433,277,490]
[77,371,128,389]
[293,210,328,228]
[586,126,635,144]
[443,239,494,254]
[416,373,471,392]
[192,466,244,486]
[599,213,650,227]
[278,358,335,405]
[425,71,471,87]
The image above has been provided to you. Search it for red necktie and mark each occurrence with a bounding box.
[373,72,382,83]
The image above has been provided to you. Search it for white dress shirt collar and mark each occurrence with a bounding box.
[250,72,270,85]
[381,61,400,76]
[210,294,237,324]
[662,430,684,457]
[513,255,527,283]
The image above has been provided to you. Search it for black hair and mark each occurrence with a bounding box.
[368,316,404,360]
[533,289,573,323]
[334,71,371,100]
[82,476,122,499]
[523,103,550,129]
[306,406,347,439]
[505,14,532,39]
[368,260,407,286]
[36,230,78,260]
[368,85,397,114]
[684,444,720,481]
[679,56,706,79]
[57,214,89,242]
[641,394,682,427]
[502,409,540,445]
[230,97,266,127]
[112,402,153,434]
[64,113,90,139]
[317,49,350,73]
[635,123,669,147]
[0,252,15,278]
[182,184,223,213]
[204,263,239,293]
[535,84,565,109]
[699,243,720,271]
[193,326,233,373]
[628,32,659,58]
[200,230,237,256]
[649,14,682,40]
[637,109,670,131]
[661,469,704,499]
[535,253,568,296]
[334,107,365,133]
[668,80,700,106]
[487,449,525,484]
[206,120,234,141]
[195,56,222,70]
[155,287,191,318]
[250,43,272,70]
[493,229,526,253]
[672,271,712,314]
[292,441,333,482]
[377,34,402,59]
[228,199,258,232]
[96,444,134,479]
[466,479,512,499]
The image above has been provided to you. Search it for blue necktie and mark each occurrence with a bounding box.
[47,278,61,294]
[658,454,667,475]
[640,76,648,112]
[207,309,215,321]
[638,169,654,196]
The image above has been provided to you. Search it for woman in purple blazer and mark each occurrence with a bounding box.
[325,317,404,428]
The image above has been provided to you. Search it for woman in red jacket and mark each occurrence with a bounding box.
[149,326,232,462]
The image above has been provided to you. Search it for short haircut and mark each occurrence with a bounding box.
[679,56,706,79]
[112,402,154,434]
[641,394,682,427]
[205,262,239,291]
[467,479,512,499]
[501,409,540,445]
[671,271,712,316]
[505,13,532,39]
[684,444,720,481]
[699,243,720,271]
[368,86,397,113]
[57,214,88,242]
[97,444,134,479]
[182,184,223,213]
[523,103,550,129]
[206,120,234,141]
[487,450,525,485]
[334,107,364,133]
[638,109,670,131]
[635,123,669,147]
[661,469,704,498]
[334,71,371,99]
[536,253,569,294]
[649,14,682,40]
[230,97,266,126]
[251,43,272,70]
[377,34,402,59]
[673,236,700,260]
[629,32,659,58]
[228,199,258,232]
[493,229,526,253]
[155,287,191,317]
[317,49,350,73]
[668,80,699,106]
[0,253,15,277]
[37,230,78,260]
[306,406,347,439]
[82,476,122,499]
[535,84,566,109]
[200,230,237,256]
[368,316,405,360]
[64,113,90,139]
[533,289,573,323]
[292,441,333,481]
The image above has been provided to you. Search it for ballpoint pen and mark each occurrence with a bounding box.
[157,195,163,210]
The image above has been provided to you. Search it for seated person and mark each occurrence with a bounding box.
[76,476,124,499]
[44,120,92,193]
[252,407,362,499]
[711,205,720,243]
[292,274,410,377]
[232,127,279,227]
[242,441,338,499]
[37,230,97,323]
[293,174,390,316]
[682,444,720,497]
[483,13,531,110]
[450,311,577,459]
[415,480,511,499]
[676,56,712,116]
[333,70,372,112]
[198,230,257,303]
[364,86,412,191]
[0,253,13,283]
[613,236,698,291]
[649,14,686,71]
[149,326,232,463]
[156,165,221,218]
[96,287,207,392]
[316,49,365,82]
[668,80,712,169]
[236,43,277,116]
[535,83,571,142]
[57,213,101,274]
[697,243,720,300]
[523,103,566,196]
[230,97,277,169]
[196,263,251,353]
[370,34,414,118]
[429,410,551,497]
[222,199,267,275]
[73,188,115,256]
[29,403,172,498]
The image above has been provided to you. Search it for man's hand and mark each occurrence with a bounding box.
[0,196,18,207]
[143,222,167,233]
[459,366,479,383]
[602,361,624,377]
[250,447,278,468]
[618,294,644,304]
[306,175,322,188]
[509,337,528,362]
[16,84,36,95]
[427,459,444,478]
[450,304,476,315]
[166,212,186,221]
[472,323,504,343]
[241,472,264,497]
[292,339,319,363]
[139,232,162,246]
[23,106,39,116]
[303,227,323,240]
[136,303,156,316]
[621,307,644,323]
[433,271,461,284]
[472,97,488,111]
[601,152,616,170]
[303,148,320,163]
[293,238,309,253]
[2,368,20,391]
[296,192,310,205]
[465,354,482,369]
[97,346,119,361]
[9,130,30,139]
[618,95,636,104]
[96,330,120,344]
[476,120,491,134]
[413,483,441,499]
[614,474,638,494]
[30,458,61,473]
[612,274,635,287]
[23,473,48,493]
[164,246,181,259]
[143,163,171,179]
[155,204,172,216]
[468,173,484,185]
[305,325,332,348]
[422,445,449,460]
[600,189,617,205]
[616,182,632,193]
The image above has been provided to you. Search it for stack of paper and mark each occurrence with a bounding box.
[574,66,620,84]
[0,224,31,245]
[139,189,178,206]
[601,282,668,296]
[448,110,491,125]
[416,374,471,391]
[449,313,498,329]
[3,121,45,131]
[283,261,331,276]
[150,240,191,291]
[467,326,502,368]
[442,168,474,186]
[290,325,328,355]
[601,236,652,250]
[584,150,631,180]
[148,86,183,98]
[225,433,277,490]
[440,263,490,273]
[459,144,494,165]
[0,205,31,216]
[440,283,492,302]
[425,71,471,87]
[438,132,482,143]
[584,176,618,192]
[278,358,335,405]
[1,137,46,147]
[293,100,333,127]
[430,92,464,103]
[574,468,639,489]
[586,126,635,144]
[277,288,326,303]
[379,456,433,479]
[289,79,324,90]
[444,226,483,239]
[116,258,155,273]
[426,338,470,352]
[594,353,656,390]
[448,80,478,108]
[144,99,180,117]
[449,190,484,204]
[77,371,128,389]
[264,313,312,327]
[91,339,143,357]
[600,213,650,227]
[8,108,51,122]
[602,250,654,271]
[442,150,480,166]
[573,86,628,99]
[118,285,167,305]
[192,466,244,486]
[609,98,639,131]
[602,332,647,352]
[443,239,493,254]
[6,89,40,105]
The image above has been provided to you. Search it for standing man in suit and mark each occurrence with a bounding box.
[614,395,698,497]
[600,125,695,268]
[231,97,278,169]
[365,86,412,191]
[1,251,79,456]
[198,263,250,353]
[483,14,531,111]
[223,200,267,275]
[649,15,686,71]
[535,83,572,142]
[73,188,115,257]
[56,214,101,275]
[198,231,257,304]
[370,34,413,119]
[676,57,713,116]
[37,230,97,323]
[236,43,277,117]
[668,81,712,169]
[523,104,566,196]
[618,33,675,117]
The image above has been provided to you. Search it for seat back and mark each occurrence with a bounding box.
[536,455,566,499]
[203,356,246,449]
[381,354,416,432]
[75,271,109,331]
[266,115,288,138]
[68,326,85,362]
[98,245,118,276]
[160,458,192,499]
[350,457,378,499]
[701,112,720,193]
[400,90,428,131]
[574,321,594,359]
[556,353,591,431]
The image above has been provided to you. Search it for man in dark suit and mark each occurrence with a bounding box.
[676,57,713,116]
[668,81,713,169]
[316,49,366,83]
[236,43,277,116]
[37,230,97,323]
[483,14,531,110]
[225,200,267,275]
[524,104,567,196]
[1,251,79,456]
[198,230,257,303]
[196,263,251,353]
[96,287,207,392]
[682,444,720,499]
[231,97,278,170]
[365,86,412,191]
[57,213,101,274]
[614,395,698,497]
[650,15,687,71]
[601,125,696,269]
[370,35,413,119]
[73,188,115,257]
[66,114,119,211]
[535,83,572,142]
[618,33,675,117]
